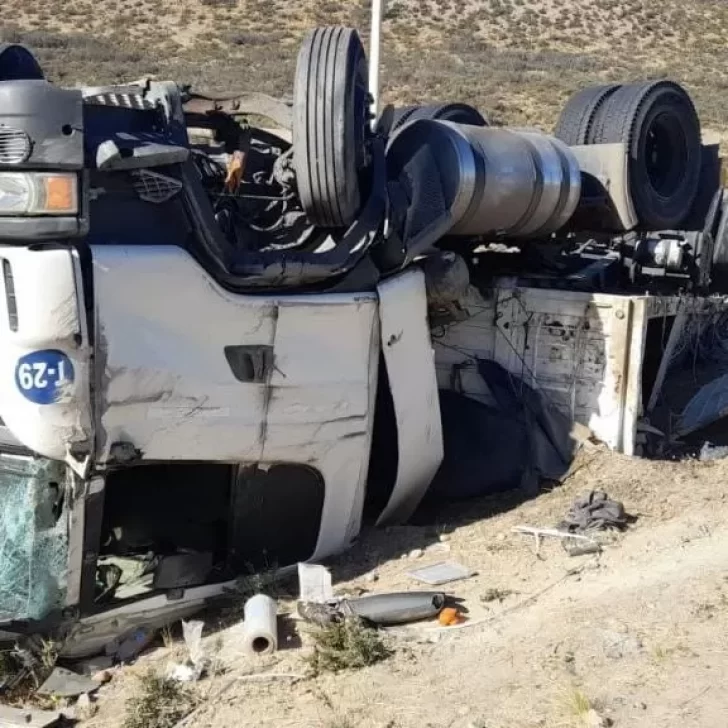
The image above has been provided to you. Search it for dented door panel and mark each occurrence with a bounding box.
[92,245,380,559]
[376,269,444,526]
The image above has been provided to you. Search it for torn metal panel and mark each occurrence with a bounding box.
[0,454,69,623]
[434,282,728,454]
[434,284,633,450]
[491,287,633,451]
[376,268,443,526]
[59,578,243,659]
[0,247,92,466]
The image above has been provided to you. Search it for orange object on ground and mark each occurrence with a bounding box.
[438,607,464,626]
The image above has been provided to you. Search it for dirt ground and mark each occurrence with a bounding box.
[81,446,728,728]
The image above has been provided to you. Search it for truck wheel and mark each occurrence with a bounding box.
[554,84,621,146]
[293,26,370,229]
[590,81,701,229]
[392,102,488,131]
[390,105,419,131]
[0,44,44,81]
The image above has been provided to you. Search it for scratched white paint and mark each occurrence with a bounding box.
[433,283,634,452]
[433,282,728,455]
[0,247,92,463]
[376,268,444,526]
[92,245,379,560]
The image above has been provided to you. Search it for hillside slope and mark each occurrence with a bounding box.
[2,0,728,134]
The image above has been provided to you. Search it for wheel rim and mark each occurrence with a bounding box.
[643,111,688,198]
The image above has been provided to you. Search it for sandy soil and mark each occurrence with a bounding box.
[82,446,728,728]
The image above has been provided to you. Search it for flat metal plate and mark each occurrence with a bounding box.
[407,561,474,586]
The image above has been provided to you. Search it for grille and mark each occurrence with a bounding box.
[84,92,155,111]
[0,127,32,164]
[131,169,183,204]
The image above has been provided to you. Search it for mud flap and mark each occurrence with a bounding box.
[376,268,443,526]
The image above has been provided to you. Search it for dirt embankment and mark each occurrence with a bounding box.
[82,448,728,728]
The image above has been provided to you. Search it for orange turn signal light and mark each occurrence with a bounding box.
[43,174,77,213]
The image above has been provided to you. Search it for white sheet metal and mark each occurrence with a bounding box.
[92,245,379,561]
[433,282,728,455]
[0,247,92,466]
[569,143,638,231]
[376,268,443,526]
[434,284,633,450]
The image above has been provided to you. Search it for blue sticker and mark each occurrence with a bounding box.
[15,350,75,405]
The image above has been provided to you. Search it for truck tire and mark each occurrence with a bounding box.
[392,102,488,131]
[590,81,701,229]
[554,84,621,146]
[0,44,44,81]
[390,105,419,131]
[293,26,369,228]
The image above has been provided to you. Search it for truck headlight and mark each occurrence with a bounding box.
[0,172,78,216]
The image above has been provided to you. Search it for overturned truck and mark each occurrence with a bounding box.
[0,28,725,655]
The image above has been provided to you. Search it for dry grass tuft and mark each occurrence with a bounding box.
[305,616,391,674]
[123,669,198,728]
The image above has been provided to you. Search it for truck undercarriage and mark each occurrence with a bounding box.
[0,27,727,659]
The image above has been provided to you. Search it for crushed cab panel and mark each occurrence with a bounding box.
[92,244,380,560]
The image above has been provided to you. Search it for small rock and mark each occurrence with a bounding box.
[439,534,451,543]
[457,706,470,717]
[428,543,451,554]
[496,533,507,542]
[409,548,424,559]
[38,667,99,698]
[633,702,647,711]
[92,669,113,685]
[600,629,642,659]
[365,572,380,583]
[585,709,611,727]
[75,693,98,720]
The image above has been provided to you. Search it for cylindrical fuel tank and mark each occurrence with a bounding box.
[385,119,581,240]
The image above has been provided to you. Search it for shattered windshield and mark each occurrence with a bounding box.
[0,453,68,622]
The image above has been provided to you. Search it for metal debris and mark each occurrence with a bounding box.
[407,561,474,586]
[511,526,602,556]
[0,705,62,727]
[37,667,99,698]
